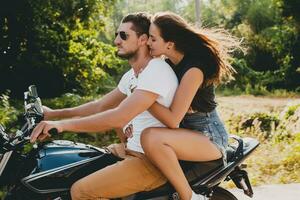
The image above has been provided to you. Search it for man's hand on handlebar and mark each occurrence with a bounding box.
[30,121,63,143]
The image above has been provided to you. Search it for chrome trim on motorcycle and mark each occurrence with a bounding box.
[0,151,12,176]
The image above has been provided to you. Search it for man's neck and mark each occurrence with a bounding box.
[129,50,152,77]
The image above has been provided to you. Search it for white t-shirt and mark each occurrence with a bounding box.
[118,58,178,153]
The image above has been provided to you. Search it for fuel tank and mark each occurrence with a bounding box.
[34,140,104,173]
[21,140,120,194]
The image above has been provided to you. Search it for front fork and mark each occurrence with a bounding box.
[227,166,253,197]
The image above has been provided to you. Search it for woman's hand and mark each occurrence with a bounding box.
[30,120,64,143]
[124,124,133,139]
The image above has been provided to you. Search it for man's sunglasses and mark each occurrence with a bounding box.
[115,31,129,41]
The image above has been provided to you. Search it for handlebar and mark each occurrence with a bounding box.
[0,85,46,152]
[49,128,59,137]
[24,85,44,127]
[29,85,38,98]
[24,85,43,118]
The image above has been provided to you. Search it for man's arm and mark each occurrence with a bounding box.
[45,88,127,120]
[30,89,158,142]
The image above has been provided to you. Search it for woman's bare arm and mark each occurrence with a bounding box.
[148,67,204,128]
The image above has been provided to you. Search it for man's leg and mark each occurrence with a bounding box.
[70,149,167,200]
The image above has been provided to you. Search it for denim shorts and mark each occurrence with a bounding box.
[180,109,228,164]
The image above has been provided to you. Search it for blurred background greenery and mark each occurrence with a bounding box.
[0,0,299,194]
[1,0,299,98]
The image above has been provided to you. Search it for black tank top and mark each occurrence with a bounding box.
[166,55,217,112]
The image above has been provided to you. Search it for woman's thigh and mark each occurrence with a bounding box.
[143,128,222,161]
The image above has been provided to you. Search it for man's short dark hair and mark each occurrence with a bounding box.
[121,12,151,36]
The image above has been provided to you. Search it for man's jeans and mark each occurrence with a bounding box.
[71,143,167,200]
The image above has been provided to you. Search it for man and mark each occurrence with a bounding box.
[30,12,178,200]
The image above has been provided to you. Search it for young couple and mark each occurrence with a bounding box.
[30,11,237,200]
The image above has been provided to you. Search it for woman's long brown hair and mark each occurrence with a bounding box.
[152,12,242,86]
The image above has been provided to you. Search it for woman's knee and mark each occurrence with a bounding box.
[141,128,163,151]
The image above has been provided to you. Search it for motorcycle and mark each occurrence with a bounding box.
[0,85,259,200]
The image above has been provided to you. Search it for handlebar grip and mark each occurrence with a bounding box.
[49,128,58,136]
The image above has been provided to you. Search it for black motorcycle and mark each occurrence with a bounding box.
[0,85,259,200]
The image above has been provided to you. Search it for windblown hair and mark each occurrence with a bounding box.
[152,12,242,86]
[122,12,152,37]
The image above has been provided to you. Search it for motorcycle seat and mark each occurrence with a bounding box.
[134,144,241,199]
[134,158,224,198]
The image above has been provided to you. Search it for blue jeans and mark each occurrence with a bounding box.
[180,109,228,164]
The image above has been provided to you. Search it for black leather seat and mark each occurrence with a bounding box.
[135,157,224,198]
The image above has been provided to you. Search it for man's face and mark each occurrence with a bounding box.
[114,22,140,59]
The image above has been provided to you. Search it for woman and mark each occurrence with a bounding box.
[140,12,239,200]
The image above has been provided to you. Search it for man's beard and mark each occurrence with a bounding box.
[116,49,137,59]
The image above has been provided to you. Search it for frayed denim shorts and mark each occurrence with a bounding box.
[180,109,228,164]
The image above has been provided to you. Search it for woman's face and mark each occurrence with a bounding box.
[147,23,170,57]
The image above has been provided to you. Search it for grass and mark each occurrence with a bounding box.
[217,95,300,187]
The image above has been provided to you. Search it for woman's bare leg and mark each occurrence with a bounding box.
[141,127,222,200]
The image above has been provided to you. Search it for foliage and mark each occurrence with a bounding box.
[112,0,185,16]
[227,112,279,141]
[242,134,300,186]
[198,0,300,92]
[242,113,279,133]
[283,104,300,119]
[0,0,127,98]
[1,0,299,97]
[226,102,300,142]
[111,0,297,93]
[0,92,18,127]
[43,93,94,109]
[222,100,300,186]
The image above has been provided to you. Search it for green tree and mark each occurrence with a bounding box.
[0,0,126,98]
[112,0,186,23]
[201,0,300,91]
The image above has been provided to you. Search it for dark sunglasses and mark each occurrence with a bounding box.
[115,31,129,41]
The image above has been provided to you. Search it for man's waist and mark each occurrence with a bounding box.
[106,143,144,158]
[126,139,144,154]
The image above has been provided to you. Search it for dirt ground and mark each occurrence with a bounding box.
[229,183,300,200]
[216,95,300,121]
